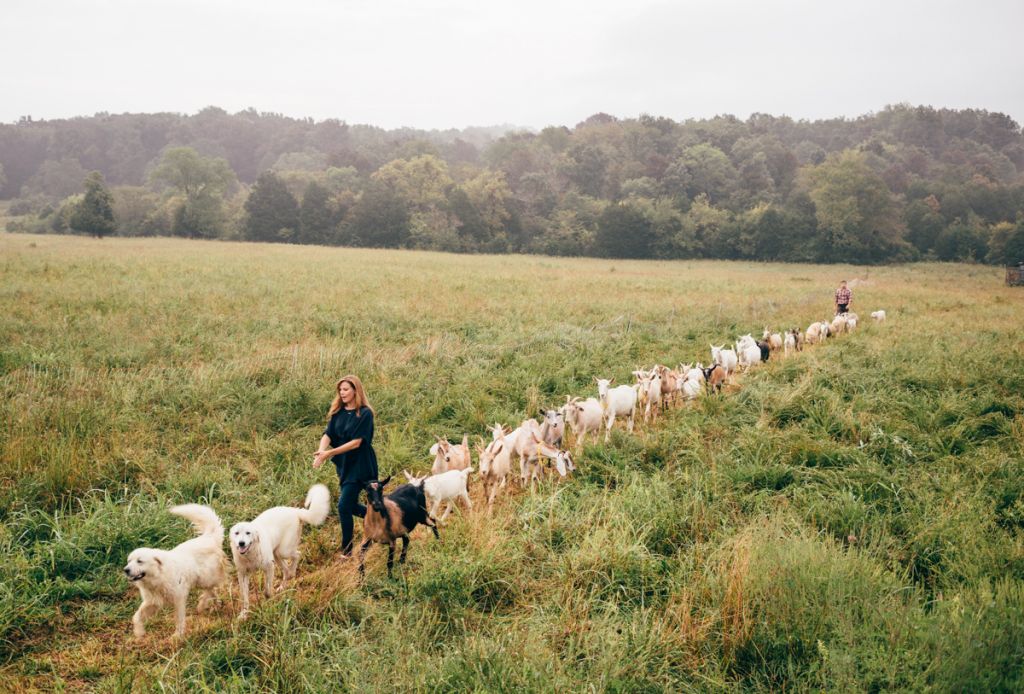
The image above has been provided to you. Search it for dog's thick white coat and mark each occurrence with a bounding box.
[124,504,226,639]
[229,484,330,618]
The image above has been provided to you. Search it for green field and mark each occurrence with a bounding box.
[1,233,1023,692]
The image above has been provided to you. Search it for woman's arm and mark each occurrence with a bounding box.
[313,438,363,468]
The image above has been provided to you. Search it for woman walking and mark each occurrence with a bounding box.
[313,375,378,559]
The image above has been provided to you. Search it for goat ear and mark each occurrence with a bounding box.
[380,475,392,487]
[608,378,615,385]
[153,556,163,566]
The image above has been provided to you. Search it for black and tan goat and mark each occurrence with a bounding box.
[359,476,439,578]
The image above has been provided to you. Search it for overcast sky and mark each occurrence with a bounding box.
[4,0,1022,130]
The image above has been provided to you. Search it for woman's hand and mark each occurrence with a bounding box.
[313,450,332,468]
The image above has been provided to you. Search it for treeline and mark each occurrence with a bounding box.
[3,105,1024,264]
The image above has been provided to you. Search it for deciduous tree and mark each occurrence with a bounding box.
[69,171,115,238]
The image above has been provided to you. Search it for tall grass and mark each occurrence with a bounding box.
[1,233,1022,691]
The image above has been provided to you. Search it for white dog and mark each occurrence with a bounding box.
[229,484,330,618]
[123,504,226,639]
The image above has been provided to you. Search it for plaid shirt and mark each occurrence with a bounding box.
[835,286,852,304]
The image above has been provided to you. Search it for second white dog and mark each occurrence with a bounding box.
[229,484,331,618]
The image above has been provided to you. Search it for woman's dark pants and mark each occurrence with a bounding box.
[338,482,367,555]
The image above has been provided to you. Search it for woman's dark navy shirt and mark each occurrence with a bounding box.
[323,406,378,485]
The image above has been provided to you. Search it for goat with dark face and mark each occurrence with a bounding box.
[359,476,439,577]
[702,363,726,394]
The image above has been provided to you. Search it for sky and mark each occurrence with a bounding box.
[3,0,1023,130]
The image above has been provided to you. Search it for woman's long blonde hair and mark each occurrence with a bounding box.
[327,374,374,418]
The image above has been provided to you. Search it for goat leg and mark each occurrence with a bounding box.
[358,539,372,577]
[386,541,395,577]
[399,536,409,564]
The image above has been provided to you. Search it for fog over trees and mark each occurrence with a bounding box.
[4,104,1024,264]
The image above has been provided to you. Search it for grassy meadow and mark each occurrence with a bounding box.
[1,232,1023,692]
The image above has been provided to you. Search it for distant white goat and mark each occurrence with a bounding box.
[403,467,473,522]
[736,340,762,371]
[680,377,702,401]
[830,314,848,336]
[513,421,574,484]
[561,396,604,450]
[476,438,512,505]
[784,330,797,356]
[637,369,663,423]
[595,378,638,442]
[805,321,822,345]
[710,345,738,378]
[653,364,682,408]
[870,310,886,322]
[429,435,471,475]
[538,408,565,447]
[763,328,783,352]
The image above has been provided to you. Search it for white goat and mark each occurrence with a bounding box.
[830,314,848,336]
[710,345,738,378]
[870,310,886,322]
[637,369,663,423]
[489,422,521,478]
[680,376,702,401]
[429,435,471,475]
[596,378,638,442]
[763,328,783,352]
[679,362,705,385]
[561,396,604,450]
[476,438,512,505]
[513,418,544,484]
[514,421,575,485]
[538,408,565,447]
[736,340,762,371]
[403,467,473,522]
[653,364,682,408]
[784,330,796,356]
[805,321,822,345]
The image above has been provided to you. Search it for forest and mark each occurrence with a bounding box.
[3,104,1024,264]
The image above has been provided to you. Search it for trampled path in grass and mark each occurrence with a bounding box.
[2,234,1022,691]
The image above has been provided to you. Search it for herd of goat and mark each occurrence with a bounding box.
[418,309,885,521]
[125,308,886,638]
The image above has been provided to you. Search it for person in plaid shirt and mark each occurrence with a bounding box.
[834,280,852,315]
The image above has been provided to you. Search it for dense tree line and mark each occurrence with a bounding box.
[4,105,1024,264]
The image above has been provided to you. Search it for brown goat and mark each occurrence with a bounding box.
[358,476,439,578]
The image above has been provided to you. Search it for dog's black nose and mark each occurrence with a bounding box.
[123,567,131,575]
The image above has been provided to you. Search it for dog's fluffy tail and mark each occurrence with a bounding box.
[170,504,224,542]
[297,484,330,526]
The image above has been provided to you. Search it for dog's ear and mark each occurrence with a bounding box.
[153,556,162,566]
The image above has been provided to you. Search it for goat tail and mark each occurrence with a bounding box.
[297,484,331,526]
[170,504,224,543]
